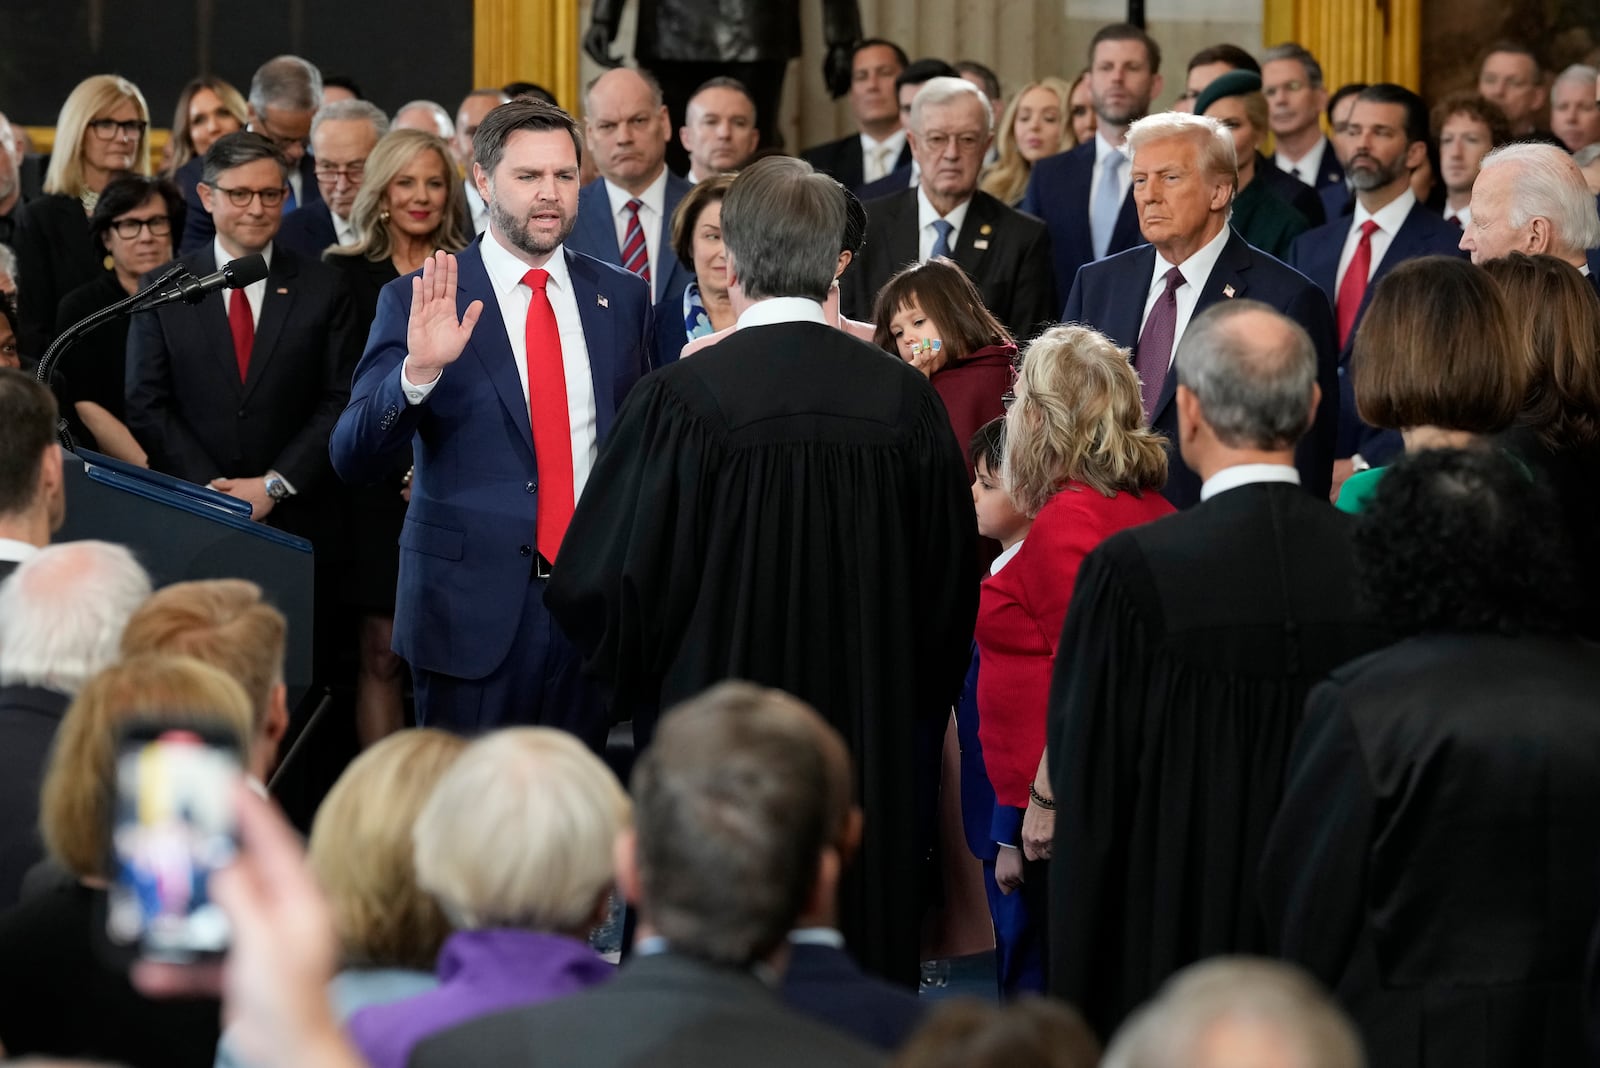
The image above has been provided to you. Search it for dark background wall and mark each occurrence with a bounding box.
[0,1,473,127]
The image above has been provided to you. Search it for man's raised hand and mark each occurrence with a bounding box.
[404,251,484,384]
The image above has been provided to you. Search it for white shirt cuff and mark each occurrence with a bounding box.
[400,357,441,405]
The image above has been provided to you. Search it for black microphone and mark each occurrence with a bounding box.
[134,253,270,311]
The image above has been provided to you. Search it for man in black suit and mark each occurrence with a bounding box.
[1459,141,1600,293]
[276,100,388,261]
[1264,43,1345,192]
[412,683,883,1067]
[1043,300,1389,1041]
[844,77,1056,340]
[801,39,913,192]
[0,370,64,578]
[0,541,150,909]
[1063,112,1339,506]
[854,59,960,202]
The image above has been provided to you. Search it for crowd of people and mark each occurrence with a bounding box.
[0,19,1596,1068]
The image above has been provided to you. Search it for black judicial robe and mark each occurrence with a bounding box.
[1044,481,1389,1041]
[1262,633,1600,1068]
[545,319,978,988]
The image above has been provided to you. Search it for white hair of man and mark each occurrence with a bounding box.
[248,55,323,115]
[0,541,152,694]
[1126,111,1239,188]
[1103,957,1365,1068]
[310,99,391,142]
[908,76,994,134]
[1479,141,1600,253]
[394,100,456,140]
[1555,63,1600,93]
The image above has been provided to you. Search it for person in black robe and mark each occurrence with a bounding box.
[1042,300,1390,1042]
[544,156,977,988]
[1260,447,1600,1068]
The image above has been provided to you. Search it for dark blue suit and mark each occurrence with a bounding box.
[1064,229,1340,508]
[855,164,915,203]
[1288,202,1466,463]
[781,938,925,1051]
[181,154,322,255]
[276,201,339,261]
[566,174,693,320]
[328,237,652,741]
[1021,140,1141,308]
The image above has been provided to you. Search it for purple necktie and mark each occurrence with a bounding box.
[1135,267,1185,421]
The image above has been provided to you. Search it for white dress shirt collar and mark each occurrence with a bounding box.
[788,927,847,949]
[331,210,357,246]
[1095,128,1126,161]
[860,128,908,183]
[1141,223,1232,369]
[212,237,274,324]
[480,227,572,300]
[916,186,973,262]
[1353,185,1415,235]
[464,179,490,234]
[736,296,829,330]
[990,540,1024,575]
[1276,136,1328,184]
[602,168,668,222]
[0,538,39,564]
[1200,462,1302,502]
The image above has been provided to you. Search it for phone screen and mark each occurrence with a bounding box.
[107,727,241,962]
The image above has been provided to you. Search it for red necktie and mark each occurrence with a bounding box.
[1134,267,1185,421]
[1335,220,1379,347]
[620,199,650,288]
[228,288,254,382]
[522,269,574,562]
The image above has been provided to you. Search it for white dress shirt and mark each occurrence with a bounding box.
[917,188,973,263]
[401,229,599,499]
[860,128,908,184]
[1336,187,1415,292]
[1199,462,1302,502]
[0,538,38,567]
[735,296,828,330]
[990,539,1023,575]
[1139,223,1231,369]
[1091,129,1133,210]
[1275,137,1329,188]
[464,179,490,235]
[212,237,274,326]
[287,169,305,210]
[332,211,357,247]
[603,168,669,301]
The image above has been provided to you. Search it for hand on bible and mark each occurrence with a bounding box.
[405,251,484,385]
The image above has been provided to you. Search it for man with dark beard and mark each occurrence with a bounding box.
[330,98,653,742]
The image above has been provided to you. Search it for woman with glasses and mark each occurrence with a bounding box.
[52,175,183,463]
[12,75,151,358]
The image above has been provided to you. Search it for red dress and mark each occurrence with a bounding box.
[974,483,1174,809]
[930,342,1017,480]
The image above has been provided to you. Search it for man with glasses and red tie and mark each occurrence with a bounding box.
[330,99,652,745]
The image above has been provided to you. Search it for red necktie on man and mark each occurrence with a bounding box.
[620,199,650,290]
[228,288,254,382]
[1335,219,1379,347]
[522,268,574,562]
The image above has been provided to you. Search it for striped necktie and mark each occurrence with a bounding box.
[621,199,650,289]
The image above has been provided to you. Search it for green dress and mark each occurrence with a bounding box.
[1231,176,1311,261]
[1334,465,1386,514]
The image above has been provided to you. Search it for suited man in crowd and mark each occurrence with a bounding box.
[802,39,912,192]
[412,683,882,1067]
[1288,83,1464,478]
[0,371,63,578]
[854,59,960,201]
[329,99,652,740]
[1459,142,1600,296]
[183,56,324,253]
[1063,112,1338,506]
[276,100,388,261]
[1265,43,1345,192]
[1477,42,1555,142]
[680,77,761,184]
[455,89,511,235]
[1023,23,1161,302]
[845,78,1056,341]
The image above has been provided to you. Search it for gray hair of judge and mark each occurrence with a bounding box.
[394,100,455,139]
[908,76,994,134]
[248,55,323,115]
[1127,112,1239,191]
[721,155,845,303]
[1104,958,1364,1068]
[1175,300,1317,450]
[0,541,152,694]
[310,99,390,142]
[1478,142,1600,253]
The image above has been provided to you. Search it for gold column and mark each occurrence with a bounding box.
[475,0,581,110]
[1262,0,1420,92]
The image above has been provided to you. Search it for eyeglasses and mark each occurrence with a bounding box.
[209,185,287,208]
[313,160,366,181]
[1264,80,1307,98]
[110,215,172,238]
[88,118,148,141]
[920,131,986,154]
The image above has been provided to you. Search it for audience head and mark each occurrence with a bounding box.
[625,681,836,967]
[1481,252,1600,451]
[1430,93,1510,203]
[308,728,466,970]
[1126,112,1237,261]
[1550,64,1600,153]
[1104,958,1364,1068]
[969,417,1030,547]
[1088,23,1164,134]
[87,175,182,288]
[1476,42,1546,134]
[1197,71,1269,174]
[721,156,843,303]
[1178,44,1260,113]
[872,258,1011,375]
[1068,70,1098,144]
[1326,82,1370,168]
[1345,84,1428,198]
[849,39,910,132]
[0,541,149,696]
[583,67,670,194]
[199,133,290,259]
[40,654,254,880]
[393,100,455,140]
[1005,323,1168,512]
[415,727,628,935]
[983,77,1076,205]
[346,128,470,262]
[908,77,993,211]
[0,370,63,539]
[0,288,17,363]
[670,172,735,300]
[681,77,759,181]
[0,112,18,207]
[309,100,390,221]
[118,579,290,783]
[1462,142,1600,267]
[504,81,559,107]
[320,75,364,105]
[1351,256,1525,441]
[167,76,247,175]
[1174,301,1319,474]
[454,89,511,170]
[46,75,152,197]
[472,99,583,260]
[955,60,1005,128]
[1260,43,1327,143]
[895,59,961,124]
[1358,447,1577,636]
[247,56,322,165]
[894,998,1101,1068]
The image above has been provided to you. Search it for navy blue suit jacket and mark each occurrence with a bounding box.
[276,201,339,261]
[1064,229,1340,508]
[801,133,914,193]
[328,238,652,680]
[1021,141,1141,308]
[855,164,915,203]
[566,174,693,319]
[1288,202,1467,461]
[781,940,925,1051]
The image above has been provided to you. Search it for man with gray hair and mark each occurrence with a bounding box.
[0,111,24,247]
[1460,141,1600,295]
[454,89,511,233]
[1044,299,1388,1039]
[0,540,151,907]
[278,100,390,259]
[1551,63,1600,153]
[1263,43,1345,191]
[1064,110,1339,507]
[844,76,1056,340]
[393,100,455,140]
[546,155,977,987]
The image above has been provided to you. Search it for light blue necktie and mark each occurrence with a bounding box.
[1091,148,1125,260]
[929,218,954,261]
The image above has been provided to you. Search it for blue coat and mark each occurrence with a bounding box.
[276,201,338,262]
[1021,140,1142,307]
[328,238,652,681]
[565,174,693,322]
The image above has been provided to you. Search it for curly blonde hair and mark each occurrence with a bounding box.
[1003,324,1168,513]
[981,77,1077,206]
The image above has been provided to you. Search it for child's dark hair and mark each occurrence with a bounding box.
[968,416,1006,474]
[872,259,1012,361]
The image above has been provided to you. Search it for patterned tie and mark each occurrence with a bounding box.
[1134,267,1185,421]
[1091,148,1126,260]
[521,269,575,562]
[228,288,254,383]
[1335,220,1380,347]
[929,219,954,261]
[620,199,650,289]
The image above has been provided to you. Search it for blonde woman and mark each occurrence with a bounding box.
[982,77,1077,206]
